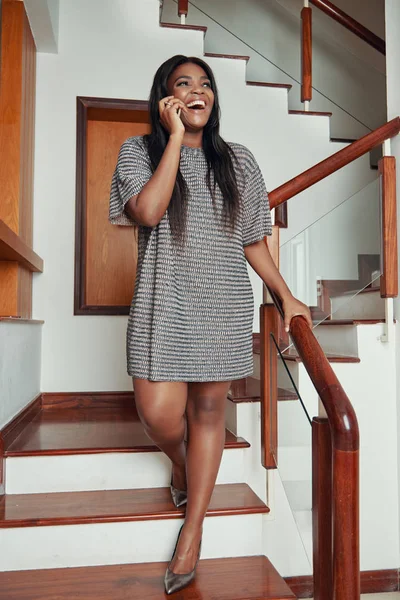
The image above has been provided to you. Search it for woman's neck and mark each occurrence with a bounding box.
[182,131,203,148]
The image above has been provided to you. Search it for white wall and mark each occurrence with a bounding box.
[32,0,376,392]
[162,0,386,139]
[0,323,41,429]
[385,0,400,562]
[24,0,59,53]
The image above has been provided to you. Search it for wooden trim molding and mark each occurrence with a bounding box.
[74,96,148,316]
[301,7,312,103]
[0,220,43,272]
[274,203,288,228]
[178,0,188,17]
[285,569,400,597]
[309,0,385,55]
[379,156,398,298]
[269,118,400,209]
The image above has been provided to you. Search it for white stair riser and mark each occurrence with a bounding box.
[0,513,264,572]
[311,324,359,357]
[331,291,385,320]
[6,448,247,494]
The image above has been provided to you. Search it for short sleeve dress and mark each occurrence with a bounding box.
[109,136,272,382]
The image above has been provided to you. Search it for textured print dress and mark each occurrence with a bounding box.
[109,136,272,382]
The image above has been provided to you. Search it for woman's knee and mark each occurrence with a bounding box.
[134,379,187,434]
[188,394,226,426]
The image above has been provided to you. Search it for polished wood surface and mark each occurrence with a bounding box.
[204,52,250,62]
[309,0,385,54]
[0,483,269,528]
[0,435,4,498]
[274,203,288,228]
[289,110,332,117]
[17,265,32,318]
[4,404,250,456]
[229,376,298,403]
[0,556,296,600]
[260,304,278,469]
[301,7,312,103]
[75,97,150,315]
[285,569,400,597]
[161,22,207,33]
[269,118,400,209]
[1,394,41,447]
[379,156,398,298]
[0,219,43,272]
[0,262,18,316]
[312,418,333,600]
[85,120,142,306]
[178,0,188,17]
[333,449,360,599]
[247,81,292,90]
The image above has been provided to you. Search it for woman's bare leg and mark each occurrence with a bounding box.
[133,378,188,491]
[169,379,231,574]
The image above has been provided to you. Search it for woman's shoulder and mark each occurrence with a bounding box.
[226,141,258,173]
[120,135,147,151]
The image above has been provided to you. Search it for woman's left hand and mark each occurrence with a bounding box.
[282,295,313,333]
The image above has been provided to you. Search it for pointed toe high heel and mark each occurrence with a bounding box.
[164,526,202,595]
[170,474,187,508]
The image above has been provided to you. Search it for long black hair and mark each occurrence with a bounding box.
[145,55,241,244]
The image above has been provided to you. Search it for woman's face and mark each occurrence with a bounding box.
[167,62,215,132]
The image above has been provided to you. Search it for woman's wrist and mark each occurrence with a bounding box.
[168,132,184,146]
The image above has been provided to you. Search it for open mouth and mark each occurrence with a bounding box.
[186,100,206,110]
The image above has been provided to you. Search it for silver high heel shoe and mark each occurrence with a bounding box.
[170,473,187,508]
[164,525,202,595]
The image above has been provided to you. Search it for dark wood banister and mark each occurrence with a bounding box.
[269,117,400,209]
[310,0,386,55]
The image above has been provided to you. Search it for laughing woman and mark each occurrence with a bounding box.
[109,54,311,595]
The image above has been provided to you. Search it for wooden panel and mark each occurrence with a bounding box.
[379,156,398,298]
[0,483,269,528]
[269,118,400,209]
[85,120,147,306]
[0,0,24,234]
[312,417,333,600]
[19,8,36,245]
[0,262,18,316]
[17,265,32,318]
[301,7,312,103]
[309,0,385,54]
[0,556,296,600]
[4,403,249,456]
[0,219,43,271]
[260,304,279,469]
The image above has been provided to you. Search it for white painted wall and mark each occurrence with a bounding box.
[162,0,386,139]
[23,0,59,53]
[385,0,400,561]
[0,323,41,429]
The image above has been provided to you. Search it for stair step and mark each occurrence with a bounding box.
[246,81,292,90]
[4,404,249,457]
[160,22,207,33]
[316,318,385,325]
[204,52,250,62]
[0,556,295,599]
[229,377,298,403]
[282,351,360,363]
[289,109,332,117]
[0,483,268,529]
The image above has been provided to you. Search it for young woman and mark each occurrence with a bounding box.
[109,54,312,595]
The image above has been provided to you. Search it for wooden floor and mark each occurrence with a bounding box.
[5,405,249,456]
[0,556,296,600]
[0,483,269,528]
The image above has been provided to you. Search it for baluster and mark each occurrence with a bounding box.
[260,303,278,468]
[301,1,312,111]
[178,0,188,25]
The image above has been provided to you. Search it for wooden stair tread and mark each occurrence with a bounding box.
[229,377,298,402]
[4,405,249,456]
[332,286,381,297]
[204,52,250,61]
[160,22,207,33]
[317,318,385,325]
[0,556,295,599]
[246,81,292,90]
[289,109,332,117]
[0,483,269,528]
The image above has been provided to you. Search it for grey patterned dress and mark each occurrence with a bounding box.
[109,136,272,382]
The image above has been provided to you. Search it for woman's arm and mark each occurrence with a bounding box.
[244,239,313,332]
[125,97,187,227]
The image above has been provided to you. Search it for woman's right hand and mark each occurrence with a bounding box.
[159,96,187,137]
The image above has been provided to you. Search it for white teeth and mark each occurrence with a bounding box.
[187,100,206,108]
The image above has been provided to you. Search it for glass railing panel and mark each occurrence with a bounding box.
[162,0,386,139]
[279,177,381,354]
[271,333,314,571]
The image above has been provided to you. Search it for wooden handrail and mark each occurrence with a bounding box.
[310,0,385,55]
[178,0,188,17]
[269,117,400,209]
